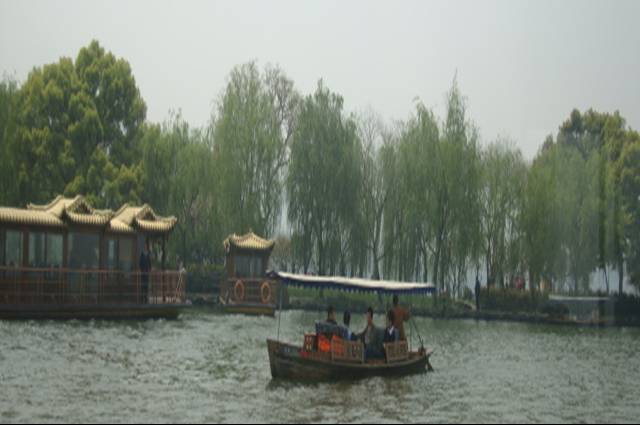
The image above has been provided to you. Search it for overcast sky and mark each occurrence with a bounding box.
[1,0,639,159]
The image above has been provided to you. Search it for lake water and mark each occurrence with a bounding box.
[1,309,639,423]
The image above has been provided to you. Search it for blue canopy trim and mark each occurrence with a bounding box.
[269,271,436,295]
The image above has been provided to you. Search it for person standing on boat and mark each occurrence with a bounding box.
[392,295,411,341]
[139,239,151,304]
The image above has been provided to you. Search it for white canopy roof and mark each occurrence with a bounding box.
[271,271,436,294]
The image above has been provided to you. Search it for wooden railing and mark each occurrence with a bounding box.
[0,266,187,306]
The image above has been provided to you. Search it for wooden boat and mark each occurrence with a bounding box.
[267,339,433,381]
[266,271,436,381]
[0,302,189,320]
[219,232,278,317]
[0,195,189,320]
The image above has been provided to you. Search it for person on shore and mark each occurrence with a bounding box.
[391,295,411,341]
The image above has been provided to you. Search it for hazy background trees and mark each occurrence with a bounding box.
[1,40,640,295]
[214,62,299,238]
[287,81,362,276]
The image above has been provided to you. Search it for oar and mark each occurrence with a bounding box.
[409,315,425,351]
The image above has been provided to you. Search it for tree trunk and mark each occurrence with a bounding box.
[432,248,440,292]
[619,259,624,295]
[372,256,380,280]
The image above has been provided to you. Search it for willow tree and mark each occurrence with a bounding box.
[380,79,481,293]
[522,147,561,291]
[423,80,482,292]
[480,140,527,288]
[555,146,601,293]
[619,133,640,291]
[287,80,362,275]
[0,77,19,206]
[440,82,482,295]
[556,109,631,293]
[393,104,439,283]
[357,109,391,279]
[213,62,299,237]
[141,113,219,265]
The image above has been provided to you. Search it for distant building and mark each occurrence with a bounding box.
[0,195,187,319]
[220,231,277,316]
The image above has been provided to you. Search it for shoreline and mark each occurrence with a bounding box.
[186,293,640,329]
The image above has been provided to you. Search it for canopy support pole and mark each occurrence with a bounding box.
[277,283,283,342]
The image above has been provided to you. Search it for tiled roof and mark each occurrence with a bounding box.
[1,196,177,234]
[0,207,65,227]
[111,204,177,234]
[224,231,275,252]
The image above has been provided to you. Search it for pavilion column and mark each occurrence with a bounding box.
[162,235,166,271]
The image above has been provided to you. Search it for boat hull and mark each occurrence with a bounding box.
[267,339,432,381]
[220,298,276,317]
[0,303,190,320]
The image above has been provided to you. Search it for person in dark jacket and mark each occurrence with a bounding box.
[325,305,337,325]
[341,311,357,341]
[360,307,384,359]
[384,309,400,343]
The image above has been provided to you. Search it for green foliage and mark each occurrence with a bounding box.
[528,109,638,294]
[479,287,549,314]
[357,109,389,280]
[0,76,19,205]
[213,62,299,237]
[140,113,220,266]
[186,263,225,293]
[381,78,481,297]
[7,40,146,208]
[3,44,640,298]
[480,140,527,288]
[287,80,362,275]
[619,134,640,287]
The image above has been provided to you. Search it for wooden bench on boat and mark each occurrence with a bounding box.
[303,332,409,364]
[384,341,409,363]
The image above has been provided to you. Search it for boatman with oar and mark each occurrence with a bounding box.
[391,295,411,341]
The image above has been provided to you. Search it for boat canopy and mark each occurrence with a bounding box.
[270,271,436,295]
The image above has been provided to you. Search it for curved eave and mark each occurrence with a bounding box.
[0,208,66,228]
[228,241,275,252]
[64,211,112,226]
[135,218,177,234]
[106,220,136,234]
[224,232,275,252]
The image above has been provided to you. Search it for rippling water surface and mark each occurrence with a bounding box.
[1,309,639,423]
